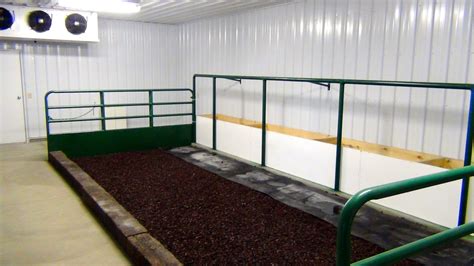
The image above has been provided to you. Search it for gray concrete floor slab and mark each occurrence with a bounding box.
[0,141,129,265]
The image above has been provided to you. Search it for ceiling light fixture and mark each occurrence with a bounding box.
[57,0,141,14]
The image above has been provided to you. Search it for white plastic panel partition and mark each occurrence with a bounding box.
[357,152,460,227]
[1,18,179,138]
[267,131,336,188]
[196,116,261,164]
[179,0,474,160]
[196,116,462,227]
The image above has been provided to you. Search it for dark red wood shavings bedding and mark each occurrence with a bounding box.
[74,149,418,265]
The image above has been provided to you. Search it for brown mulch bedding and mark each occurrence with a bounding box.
[74,149,418,265]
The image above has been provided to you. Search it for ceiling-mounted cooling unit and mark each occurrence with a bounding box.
[0,4,99,43]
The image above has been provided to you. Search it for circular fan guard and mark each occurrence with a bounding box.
[0,7,14,30]
[28,10,52,33]
[65,13,87,35]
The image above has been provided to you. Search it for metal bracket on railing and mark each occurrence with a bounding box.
[310,81,330,90]
[220,77,242,84]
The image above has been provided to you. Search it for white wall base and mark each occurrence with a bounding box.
[197,116,470,228]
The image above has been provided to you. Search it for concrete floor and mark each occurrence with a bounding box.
[0,141,129,265]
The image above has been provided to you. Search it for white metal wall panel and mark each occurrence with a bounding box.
[178,0,474,160]
[1,19,180,138]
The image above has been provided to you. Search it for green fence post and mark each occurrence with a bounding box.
[192,75,197,143]
[44,92,51,136]
[458,88,474,225]
[334,83,345,191]
[148,91,154,127]
[99,91,106,130]
[261,79,267,166]
[213,77,217,150]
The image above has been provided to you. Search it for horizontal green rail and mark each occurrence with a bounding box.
[336,165,474,265]
[45,88,195,136]
[46,88,192,94]
[47,101,193,109]
[194,74,473,90]
[45,88,195,157]
[352,222,474,265]
[48,113,193,123]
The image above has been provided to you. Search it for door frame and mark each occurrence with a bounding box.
[1,48,29,143]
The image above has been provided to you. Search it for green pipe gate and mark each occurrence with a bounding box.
[45,88,195,157]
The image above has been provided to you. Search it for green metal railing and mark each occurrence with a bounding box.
[336,165,474,265]
[45,88,195,136]
[193,74,474,226]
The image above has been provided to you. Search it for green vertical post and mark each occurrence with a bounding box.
[192,75,197,143]
[148,91,154,127]
[44,93,51,136]
[213,77,217,150]
[458,88,474,225]
[261,79,267,166]
[334,83,345,191]
[99,91,106,130]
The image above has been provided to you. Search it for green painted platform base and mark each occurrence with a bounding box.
[47,124,192,158]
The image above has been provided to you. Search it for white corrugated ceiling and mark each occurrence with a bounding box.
[0,0,291,24]
[108,0,292,24]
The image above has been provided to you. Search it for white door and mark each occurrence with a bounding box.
[0,50,26,144]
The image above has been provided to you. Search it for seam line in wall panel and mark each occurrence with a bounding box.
[375,0,389,145]
[19,49,30,142]
[438,0,455,156]
[308,0,316,133]
[327,0,337,135]
[362,0,375,143]
[404,0,420,151]
[420,0,436,153]
[349,0,362,139]
[390,0,403,148]
[457,0,474,159]
[299,2,306,131]
[33,48,41,138]
[340,0,349,138]
[317,0,327,133]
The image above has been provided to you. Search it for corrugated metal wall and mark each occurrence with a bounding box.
[2,0,473,160]
[1,19,181,138]
[178,0,474,160]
